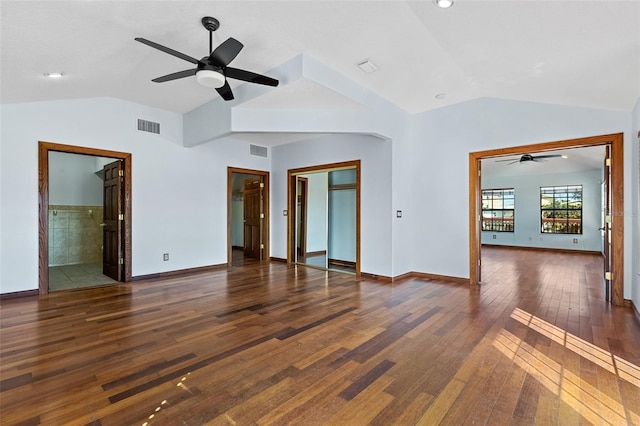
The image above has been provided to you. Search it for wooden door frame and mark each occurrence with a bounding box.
[287,160,361,277]
[296,176,309,259]
[469,133,624,305]
[227,167,270,266]
[38,141,132,295]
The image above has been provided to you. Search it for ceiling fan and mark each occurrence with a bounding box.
[135,16,279,101]
[495,153,566,165]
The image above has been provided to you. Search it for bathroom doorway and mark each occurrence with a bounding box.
[38,142,132,294]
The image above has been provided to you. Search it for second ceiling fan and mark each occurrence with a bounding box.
[135,16,279,101]
[495,153,566,165]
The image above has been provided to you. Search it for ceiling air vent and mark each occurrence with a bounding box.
[250,144,268,158]
[137,119,160,134]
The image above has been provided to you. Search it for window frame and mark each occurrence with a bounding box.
[481,188,515,232]
[540,185,583,235]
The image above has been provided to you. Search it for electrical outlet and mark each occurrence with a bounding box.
[163,253,169,261]
[492,234,497,239]
[573,238,578,244]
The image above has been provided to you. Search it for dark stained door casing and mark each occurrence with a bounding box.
[103,160,123,281]
[243,178,263,260]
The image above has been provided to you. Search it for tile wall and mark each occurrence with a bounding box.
[48,205,104,266]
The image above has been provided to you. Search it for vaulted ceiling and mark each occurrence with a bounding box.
[1,1,639,115]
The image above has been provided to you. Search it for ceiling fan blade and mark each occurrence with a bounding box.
[152,68,197,83]
[495,158,518,162]
[532,154,563,159]
[210,37,244,67]
[135,37,199,65]
[225,67,279,87]
[216,81,234,101]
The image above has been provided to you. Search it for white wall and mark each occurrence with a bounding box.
[231,200,244,247]
[409,97,633,298]
[270,133,393,276]
[49,151,104,206]
[0,98,270,293]
[481,170,603,251]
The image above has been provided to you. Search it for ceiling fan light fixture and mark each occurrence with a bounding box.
[196,69,226,88]
[43,72,64,79]
[434,0,454,8]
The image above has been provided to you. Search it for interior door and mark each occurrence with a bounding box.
[243,178,263,260]
[103,160,123,281]
[603,145,612,301]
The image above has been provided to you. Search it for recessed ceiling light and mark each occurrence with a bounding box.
[356,60,378,74]
[435,93,446,100]
[44,72,64,79]
[562,155,568,159]
[434,0,454,8]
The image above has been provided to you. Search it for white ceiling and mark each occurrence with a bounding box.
[1,0,639,115]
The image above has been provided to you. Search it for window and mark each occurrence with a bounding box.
[482,188,515,232]
[540,185,582,234]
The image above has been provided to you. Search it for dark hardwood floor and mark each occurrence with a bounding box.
[1,247,639,425]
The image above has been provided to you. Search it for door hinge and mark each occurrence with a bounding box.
[119,257,124,265]
[605,271,612,281]
[260,243,265,249]
[605,158,611,167]
[478,170,481,177]
[118,213,124,221]
[118,169,124,177]
[260,213,264,219]
[605,215,611,224]
[260,182,265,188]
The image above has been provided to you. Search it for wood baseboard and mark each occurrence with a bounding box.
[392,272,414,282]
[360,272,393,282]
[132,263,227,281]
[269,257,287,263]
[360,271,468,285]
[482,244,602,256]
[328,258,356,269]
[632,300,640,325]
[231,245,243,250]
[0,289,39,300]
[406,272,469,285]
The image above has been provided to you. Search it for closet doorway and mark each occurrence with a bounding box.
[287,160,360,276]
[227,167,270,266]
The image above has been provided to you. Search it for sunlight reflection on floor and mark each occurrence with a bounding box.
[492,308,640,425]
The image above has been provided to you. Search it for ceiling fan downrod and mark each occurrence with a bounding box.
[201,16,220,55]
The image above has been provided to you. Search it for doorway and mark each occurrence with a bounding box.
[287,160,361,276]
[227,167,270,266]
[38,142,132,295]
[469,133,624,305]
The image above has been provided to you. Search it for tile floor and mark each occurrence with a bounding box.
[48,263,118,291]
